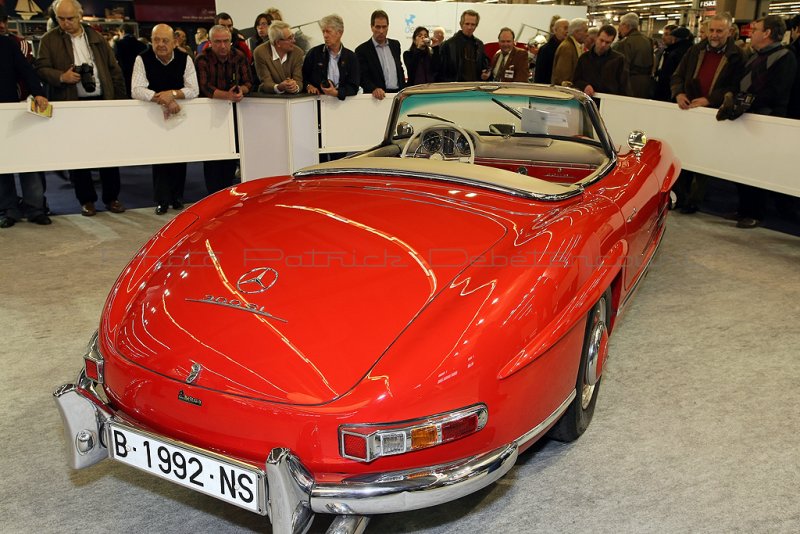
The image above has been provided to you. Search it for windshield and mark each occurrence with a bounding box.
[393,86,602,144]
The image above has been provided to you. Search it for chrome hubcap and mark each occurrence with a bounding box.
[582,299,608,410]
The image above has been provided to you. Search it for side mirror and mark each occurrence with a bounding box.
[627,130,647,157]
[396,122,413,138]
[489,123,515,136]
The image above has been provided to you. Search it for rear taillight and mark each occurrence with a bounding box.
[339,404,488,462]
[83,331,104,384]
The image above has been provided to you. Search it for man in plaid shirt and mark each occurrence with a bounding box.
[196,24,253,193]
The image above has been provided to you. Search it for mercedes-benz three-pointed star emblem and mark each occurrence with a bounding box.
[236,267,279,294]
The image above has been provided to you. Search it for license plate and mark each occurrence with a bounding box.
[107,421,266,514]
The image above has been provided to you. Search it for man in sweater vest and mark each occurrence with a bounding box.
[131,24,199,215]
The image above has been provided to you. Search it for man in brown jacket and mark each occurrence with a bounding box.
[669,13,744,214]
[551,18,588,86]
[484,27,529,82]
[34,0,126,216]
[254,21,304,94]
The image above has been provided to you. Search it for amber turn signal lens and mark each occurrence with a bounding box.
[410,425,438,449]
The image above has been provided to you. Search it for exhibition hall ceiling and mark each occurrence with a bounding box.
[420,0,797,23]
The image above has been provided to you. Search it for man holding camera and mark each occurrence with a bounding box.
[303,14,360,100]
[35,0,126,216]
[732,16,797,228]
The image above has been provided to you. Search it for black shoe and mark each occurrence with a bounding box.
[29,214,52,225]
[736,217,760,228]
[155,205,169,215]
[679,204,699,214]
[171,200,184,210]
[0,216,16,228]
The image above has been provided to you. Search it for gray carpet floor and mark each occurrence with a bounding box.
[1,208,798,533]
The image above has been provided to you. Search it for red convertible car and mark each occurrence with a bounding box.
[55,83,679,534]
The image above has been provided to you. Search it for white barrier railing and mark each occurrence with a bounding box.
[2,92,798,197]
[236,95,319,181]
[0,98,237,174]
[318,94,395,153]
[596,93,799,198]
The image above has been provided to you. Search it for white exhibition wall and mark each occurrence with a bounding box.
[215,0,587,51]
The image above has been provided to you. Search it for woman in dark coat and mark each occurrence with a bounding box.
[404,26,436,86]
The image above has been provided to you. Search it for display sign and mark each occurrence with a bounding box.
[133,0,215,23]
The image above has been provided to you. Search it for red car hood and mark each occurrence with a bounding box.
[110,180,510,405]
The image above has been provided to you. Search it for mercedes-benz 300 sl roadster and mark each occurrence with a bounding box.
[54,83,679,534]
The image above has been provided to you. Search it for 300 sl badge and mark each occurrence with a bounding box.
[185,295,287,323]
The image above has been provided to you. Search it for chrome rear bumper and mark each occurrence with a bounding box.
[53,370,519,534]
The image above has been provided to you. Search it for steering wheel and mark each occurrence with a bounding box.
[400,123,476,164]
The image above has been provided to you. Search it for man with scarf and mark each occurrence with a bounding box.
[436,9,488,82]
[732,16,797,228]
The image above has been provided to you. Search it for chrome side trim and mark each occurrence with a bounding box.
[619,224,666,312]
[515,389,576,448]
[306,443,518,515]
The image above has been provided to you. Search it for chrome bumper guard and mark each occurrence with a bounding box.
[53,371,519,534]
[53,371,114,470]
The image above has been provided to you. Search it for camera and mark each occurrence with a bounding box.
[716,91,754,121]
[74,63,96,93]
[321,79,332,89]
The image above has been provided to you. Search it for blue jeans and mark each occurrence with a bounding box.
[0,172,46,221]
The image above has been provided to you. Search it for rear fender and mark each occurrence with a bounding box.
[498,239,627,379]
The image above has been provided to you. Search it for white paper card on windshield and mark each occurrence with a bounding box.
[521,107,548,134]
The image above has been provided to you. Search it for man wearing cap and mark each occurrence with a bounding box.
[653,26,693,102]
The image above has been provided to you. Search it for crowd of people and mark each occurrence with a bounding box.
[1,1,799,230]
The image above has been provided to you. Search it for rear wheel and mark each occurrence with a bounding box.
[548,290,610,442]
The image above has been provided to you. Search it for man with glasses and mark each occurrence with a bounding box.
[731,16,797,228]
[198,12,252,64]
[35,0,126,217]
[131,24,199,214]
[253,21,304,94]
[196,24,253,194]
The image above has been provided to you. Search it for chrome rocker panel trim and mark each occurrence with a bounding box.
[54,370,574,533]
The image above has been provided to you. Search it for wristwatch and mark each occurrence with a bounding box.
[171,90,178,98]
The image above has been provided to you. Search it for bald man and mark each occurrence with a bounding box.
[131,23,199,214]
